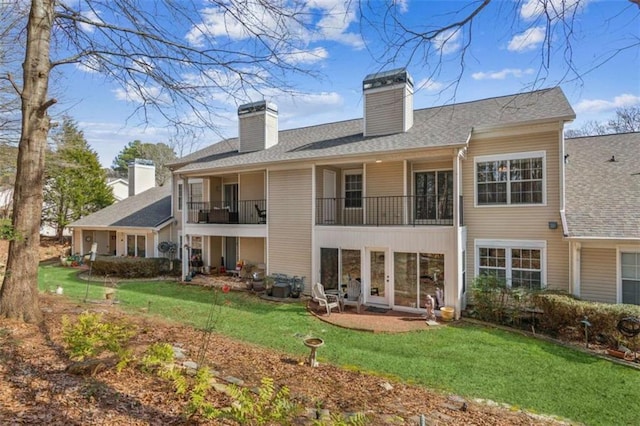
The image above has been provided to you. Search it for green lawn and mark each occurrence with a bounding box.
[39,265,640,425]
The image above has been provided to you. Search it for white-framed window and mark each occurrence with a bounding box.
[621,252,640,305]
[343,170,363,209]
[475,151,545,206]
[475,239,546,290]
[126,234,146,257]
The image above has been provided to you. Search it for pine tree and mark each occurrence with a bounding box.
[43,116,114,240]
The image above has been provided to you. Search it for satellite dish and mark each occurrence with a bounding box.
[158,241,170,253]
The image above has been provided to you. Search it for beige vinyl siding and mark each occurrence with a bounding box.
[209,236,222,270]
[268,168,312,291]
[239,237,265,265]
[580,247,617,303]
[464,130,569,290]
[265,112,278,149]
[365,87,405,136]
[240,171,265,200]
[208,177,223,203]
[412,160,452,172]
[239,114,266,153]
[158,226,171,247]
[366,161,404,225]
[366,161,403,196]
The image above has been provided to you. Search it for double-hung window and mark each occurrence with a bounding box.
[476,151,545,206]
[344,171,362,209]
[476,240,545,290]
[621,252,640,305]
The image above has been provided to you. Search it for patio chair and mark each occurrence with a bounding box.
[341,278,363,313]
[311,282,341,316]
[255,204,267,223]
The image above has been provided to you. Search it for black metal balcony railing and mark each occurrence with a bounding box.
[187,200,266,224]
[316,196,461,226]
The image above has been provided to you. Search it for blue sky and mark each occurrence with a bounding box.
[51,0,640,167]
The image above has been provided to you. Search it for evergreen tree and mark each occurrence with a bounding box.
[43,116,114,240]
[111,140,176,186]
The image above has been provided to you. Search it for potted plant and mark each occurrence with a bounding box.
[289,276,303,298]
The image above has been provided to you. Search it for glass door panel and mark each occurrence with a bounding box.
[394,252,418,308]
[368,249,388,305]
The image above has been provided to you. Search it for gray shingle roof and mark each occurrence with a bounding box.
[68,186,172,229]
[564,132,640,239]
[169,87,575,173]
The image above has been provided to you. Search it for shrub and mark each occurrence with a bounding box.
[141,342,175,372]
[533,293,640,343]
[62,312,136,366]
[91,256,177,278]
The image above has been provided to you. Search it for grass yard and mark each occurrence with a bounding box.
[40,265,640,425]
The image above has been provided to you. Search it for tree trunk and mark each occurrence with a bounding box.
[0,0,55,323]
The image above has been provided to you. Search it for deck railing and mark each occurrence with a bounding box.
[187,199,266,224]
[316,196,458,226]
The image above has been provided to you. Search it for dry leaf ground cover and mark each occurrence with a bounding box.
[0,292,573,425]
[0,240,635,425]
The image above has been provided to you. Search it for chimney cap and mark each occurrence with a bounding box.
[238,100,278,116]
[127,158,155,166]
[363,68,413,90]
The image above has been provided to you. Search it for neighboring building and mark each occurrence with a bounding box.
[166,68,585,317]
[72,68,638,313]
[107,178,129,202]
[563,132,640,305]
[68,160,174,257]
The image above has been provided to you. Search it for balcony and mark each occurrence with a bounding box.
[187,200,266,225]
[316,196,461,226]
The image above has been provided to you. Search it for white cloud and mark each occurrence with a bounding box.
[574,94,640,113]
[416,78,443,92]
[471,68,535,80]
[186,0,363,50]
[393,0,409,14]
[283,47,329,65]
[75,55,101,73]
[520,0,585,21]
[508,26,545,52]
[78,10,101,33]
[113,83,169,105]
[433,29,461,55]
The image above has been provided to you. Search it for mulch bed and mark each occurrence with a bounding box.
[0,293,572,425]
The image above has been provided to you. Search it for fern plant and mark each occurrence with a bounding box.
[214,377,298,425]
[62,312,136,364]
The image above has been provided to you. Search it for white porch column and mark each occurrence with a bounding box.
[571,242,581,297]
[181,175,190,279]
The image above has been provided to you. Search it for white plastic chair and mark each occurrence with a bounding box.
[312,282,341,316]
[341,278,363,313]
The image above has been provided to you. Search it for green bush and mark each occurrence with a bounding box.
[91,256,179,278]
[469,275,537,326]
[533,293,640,343]
[62,312,136,364]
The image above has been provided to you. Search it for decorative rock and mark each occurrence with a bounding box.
[318,409,331,421]
[224,375,244,386]
[380,381,394,391]
[65,359,107,376]
[182,360,198,370]
[211,382,230,395]
[172,346,186,360]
